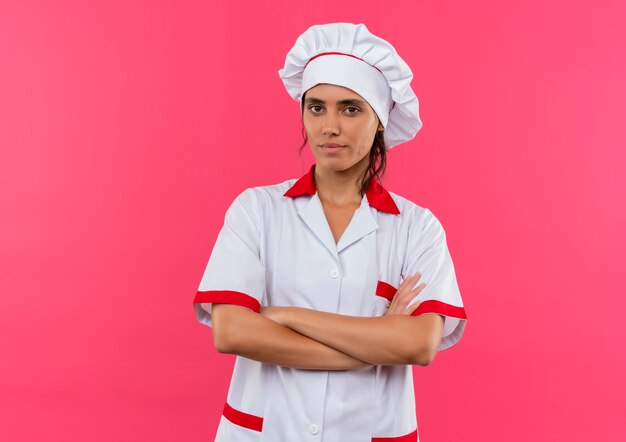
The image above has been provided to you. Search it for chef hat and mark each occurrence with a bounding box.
[278,22,422,148]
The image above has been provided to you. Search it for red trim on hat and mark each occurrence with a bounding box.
[372,428,418,441]
[410,299,467,319]
[283,164,400,215]
[222,402,264,432]
[194,290,261,313]
[306,51,384,74]
[376,280,397,302]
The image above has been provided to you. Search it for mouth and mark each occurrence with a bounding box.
[321,143,346,153]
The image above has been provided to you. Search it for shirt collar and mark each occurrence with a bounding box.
[283,164,400,215]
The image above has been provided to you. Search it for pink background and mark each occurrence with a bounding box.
[1,1,625,441]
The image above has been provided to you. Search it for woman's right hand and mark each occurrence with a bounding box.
[384,273,426,316]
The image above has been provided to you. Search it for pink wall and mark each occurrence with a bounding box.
[1,1,624,441]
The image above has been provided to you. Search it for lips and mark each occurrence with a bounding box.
[321,143,346,154]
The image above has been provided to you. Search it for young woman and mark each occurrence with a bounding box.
[194,23,467,441]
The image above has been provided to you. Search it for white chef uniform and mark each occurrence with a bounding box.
[194,21,467,441]
[193,163,467,441]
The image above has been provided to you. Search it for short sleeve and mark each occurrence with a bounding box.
[193,188,266,327]
[403,208,467,351]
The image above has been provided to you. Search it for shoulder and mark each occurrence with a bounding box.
[229,178,299,213]
[386,190,436,227]
[386,192,451,256]
[248,178,298,202]
[385,190,450,244]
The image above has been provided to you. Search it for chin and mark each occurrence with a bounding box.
[316,158,358,173]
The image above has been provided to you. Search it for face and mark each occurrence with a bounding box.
[302,83,383,174]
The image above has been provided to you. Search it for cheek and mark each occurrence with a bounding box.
[355,127,376,151]
[355,118,378,146]
[302,118,316,139]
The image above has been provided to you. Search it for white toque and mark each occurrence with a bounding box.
[278,23,422,148]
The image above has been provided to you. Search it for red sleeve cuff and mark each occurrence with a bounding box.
[377,281,467,320]
[193,290,261,313]
[410,299,467,319]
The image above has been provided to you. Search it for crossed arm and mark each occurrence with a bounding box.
[211,273,445,369]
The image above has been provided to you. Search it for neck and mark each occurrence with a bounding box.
[314,158,370,207]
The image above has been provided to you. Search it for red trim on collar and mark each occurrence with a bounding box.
[283,164,400,215]
[283,164,317,197]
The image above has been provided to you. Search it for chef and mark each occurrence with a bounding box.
[194,22,467,441]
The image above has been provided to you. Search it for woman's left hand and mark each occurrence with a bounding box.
[385,273,426,316]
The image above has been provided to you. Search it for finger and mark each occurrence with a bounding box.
[399,274,414,290]
[398,282,426,303]
[410,282,427,295]
[407,273,422,290]
[406,300,422,314]
[401,272,420,286]
[398,273,420,297]
[393,274,423,307]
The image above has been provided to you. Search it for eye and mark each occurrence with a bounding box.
[344,106,360,115]
[308,105,323,114]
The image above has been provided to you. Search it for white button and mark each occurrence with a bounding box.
[329,268,340,279]
[309,423,319,435]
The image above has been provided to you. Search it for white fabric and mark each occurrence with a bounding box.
[194,192,266,326]
[278,22,423,148]
[194,171,466,441]
[301,54,393,128]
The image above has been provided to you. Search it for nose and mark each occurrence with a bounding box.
[322,111,340,136]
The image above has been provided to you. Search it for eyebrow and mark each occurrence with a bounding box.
[304,97,367,106]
